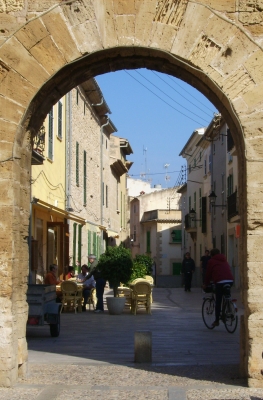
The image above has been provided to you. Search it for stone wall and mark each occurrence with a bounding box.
[0,0,263,387]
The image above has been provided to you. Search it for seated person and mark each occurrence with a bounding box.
[44,264,61,285]
[66,266,75,280]
[77,264,96,311]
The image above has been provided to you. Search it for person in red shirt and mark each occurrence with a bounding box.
[44,264,61,285]
[203,248,234,327]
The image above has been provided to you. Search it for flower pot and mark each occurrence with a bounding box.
[106,296,126,315]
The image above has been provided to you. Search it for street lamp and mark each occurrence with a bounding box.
[189,208,202,221]
[208,191,227,207]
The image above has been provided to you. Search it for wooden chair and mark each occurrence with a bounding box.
[130,281,152,315]
[60,281,82,313]
[87,287,97,311]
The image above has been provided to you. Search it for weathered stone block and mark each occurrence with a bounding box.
[0,97,25,125]
[15,18,49,51]
[30,35,66,75]
[41,7,81,62]
[201,0,235,12]
[71,20,103,54]
[115,15,135,46]
[93,0,118,49]
[0,69,36,109]
[0,37,49,87]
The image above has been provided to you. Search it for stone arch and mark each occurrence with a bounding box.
[0,0,263,387]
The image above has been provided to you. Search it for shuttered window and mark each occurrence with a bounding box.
[171,230,182,243]
[201,197,207,234]
[48,108,53,160]
[172,262,181,276]
[83,150,87,205]
[58,101,62,139]
[146,231,151,253]
[76,141,79,186]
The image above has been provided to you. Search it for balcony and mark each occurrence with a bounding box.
[184,213,197,232]
[31,125,45,165]
[227,191,239,221]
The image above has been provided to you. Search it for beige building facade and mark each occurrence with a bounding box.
[1,0,263,387]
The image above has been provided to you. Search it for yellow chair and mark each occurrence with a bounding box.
[117,286,132,309]
[144,275,154,284]
[130,281,152,315]
[60,281,82,313]
[87,287,97,311]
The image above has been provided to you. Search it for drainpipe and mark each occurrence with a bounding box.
[65,92,72,210]
[100,116,110,254]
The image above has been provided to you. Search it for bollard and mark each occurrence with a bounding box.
[134,331,152,363]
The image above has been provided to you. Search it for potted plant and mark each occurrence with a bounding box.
[98,245,133,314]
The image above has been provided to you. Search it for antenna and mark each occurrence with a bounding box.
[164,163,170,187]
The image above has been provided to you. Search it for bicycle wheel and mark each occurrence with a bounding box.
[202,298,216,329]
[224,300,238,333]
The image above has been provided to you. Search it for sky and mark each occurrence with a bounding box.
[95,69,218,188]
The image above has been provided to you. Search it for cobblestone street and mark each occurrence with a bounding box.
[3,288,263,399]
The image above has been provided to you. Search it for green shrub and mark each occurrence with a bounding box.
[98,245,133,296]
[133,254,153,275]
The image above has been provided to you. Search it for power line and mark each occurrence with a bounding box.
[134,70,210,124]
[124,70,209,126]
[166,74,216,113]
[151,70,213,118]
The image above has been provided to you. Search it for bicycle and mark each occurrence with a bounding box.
[202,284,238,333]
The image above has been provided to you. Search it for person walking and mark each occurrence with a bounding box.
[203,248,234,327]
[181,252,195,292]
[85,255,106,313]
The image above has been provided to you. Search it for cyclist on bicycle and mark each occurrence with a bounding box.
[203,248,234,328]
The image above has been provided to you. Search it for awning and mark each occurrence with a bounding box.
[33,199,86,225]
[107,229,119,238]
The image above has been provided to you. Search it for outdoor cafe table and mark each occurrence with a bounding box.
[56,282,84,312]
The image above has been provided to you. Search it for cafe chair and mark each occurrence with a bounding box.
[131,281,152,315]
[143,275,154,302]
[117,286,132,309]
[87,287,97,311]
[60,281,82,313]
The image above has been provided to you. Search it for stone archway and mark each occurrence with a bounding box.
[0,0,263,387]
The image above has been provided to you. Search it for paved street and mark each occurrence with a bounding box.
[3,288,263,399]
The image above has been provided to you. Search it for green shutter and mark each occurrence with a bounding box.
[146,231,151,253]
[201,197,207,234]
[48,108,53,160]
[58,101,62,139]
[93,232,97,255]
[73,223,77,268]
[171,230,182,243]
[78,224,82,272]
[83,150,87,205]
[172,262,181,276]
[88,230,91,255]
[76,141,79,186]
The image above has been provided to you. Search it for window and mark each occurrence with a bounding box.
[88,230,91,255]
[199,188,202,227]
[106,185,108,208]
[83,150,87,205]
[73,223,77,268]
[172,262,181,276]
[146,231,151,254]
[76,89,79,105]
[227,174,233,197]
[58,101,62,139]
[189,196,191,212]
[76,141,79,186]
[171,230,182,243]
[201,197,207,233]
[133,226,136,242]
[78,225,82,269]
[93,232,97,255]
[48,107,53,160]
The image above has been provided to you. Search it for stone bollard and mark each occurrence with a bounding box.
[134,331,152,363]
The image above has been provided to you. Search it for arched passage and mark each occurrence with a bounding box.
[0,0,263,387]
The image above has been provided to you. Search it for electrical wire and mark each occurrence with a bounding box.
[133,69,210,124]
[124,70,209,126]
[151,70,213,118]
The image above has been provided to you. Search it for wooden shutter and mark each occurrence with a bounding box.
[201,197,207,234]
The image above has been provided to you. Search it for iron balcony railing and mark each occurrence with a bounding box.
[32,125,45,165]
